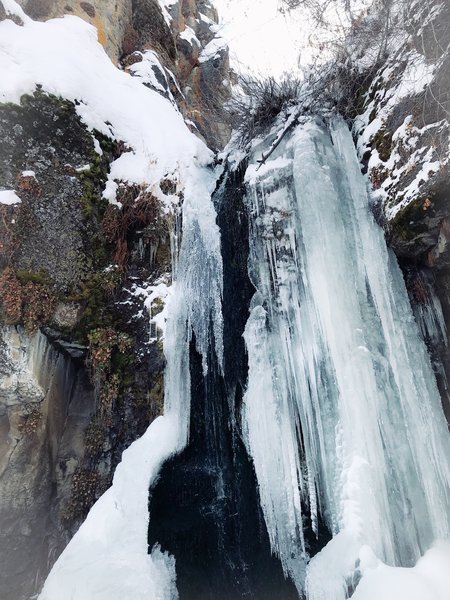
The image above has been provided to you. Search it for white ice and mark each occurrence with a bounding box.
[242,116,450,598]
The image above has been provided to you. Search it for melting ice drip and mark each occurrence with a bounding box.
[242,117,450,598]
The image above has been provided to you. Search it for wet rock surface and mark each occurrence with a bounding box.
[0,327,94,600]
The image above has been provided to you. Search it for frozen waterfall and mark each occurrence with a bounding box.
[242,117,450,598]
[36,114,450,600]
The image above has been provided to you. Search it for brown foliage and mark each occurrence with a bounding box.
[0,268,56,332]
[87,327,131,415]
[17,405,42,436]
[22,281,57,333]
[102,185,160,269]
[61,468,105,522]
[16,173,42,196]
[0,268,22,324]
[0,205,20,266]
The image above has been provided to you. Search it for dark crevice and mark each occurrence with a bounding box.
[147,164,298,599]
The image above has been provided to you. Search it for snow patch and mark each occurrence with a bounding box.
[353,542,450,600]
[0,0,30,23]
[0,190,21,205]
[199,36,226,63]
[180,26,201,47]
[39,416,181,600]
[0,9,213,205]
[245,156,292,183]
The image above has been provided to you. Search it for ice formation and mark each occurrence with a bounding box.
[3,2,449,598]
[38,161,223,600]
[242,117,450,598]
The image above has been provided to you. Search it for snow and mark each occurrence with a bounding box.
[199,36,226,63]
[39,416,180,600]
[130,279,173,340]
[245,155,292,183]
[156,0,177,25]
[128,50,172,96]
[1,0,30,23]
[392,54,437,103]
[21,170,35,177]
[353,1,449,221]
[75,164,91,173]
[353,542,450,600]
[179,26,201,47]
[0,2,212,205]
[0,190,21,205]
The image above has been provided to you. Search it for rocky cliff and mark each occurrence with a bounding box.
[353,0,450,418]
[11,0,231,147]
[0,1,230,599]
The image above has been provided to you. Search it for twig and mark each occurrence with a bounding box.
[256,107,306,170]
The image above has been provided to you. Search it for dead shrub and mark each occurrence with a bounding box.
[228,75,303,147]
[16,173,42,196]
[0,268,22,324]
[102,185,160,269]
[17,405,42,436]
[22,281,57,334]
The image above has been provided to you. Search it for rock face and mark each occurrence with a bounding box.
[0,92,100,287]
[354,0,450,417]
[0,89,169,598]
[13,0,231,149]
[0,328,94,600]
[125,0,231,149]
[0,2,232,595]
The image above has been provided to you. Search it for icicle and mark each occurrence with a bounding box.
[242,116,450,598]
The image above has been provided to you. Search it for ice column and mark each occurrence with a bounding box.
[242,117,450,598]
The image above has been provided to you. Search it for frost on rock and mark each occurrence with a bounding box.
[242,117,450,598]
[353,0,449,221]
